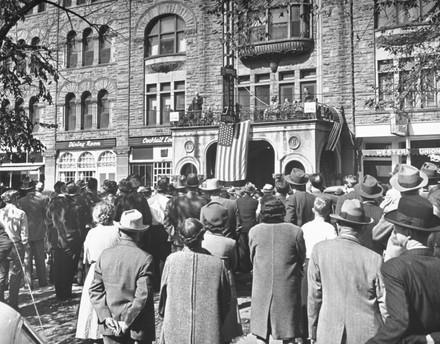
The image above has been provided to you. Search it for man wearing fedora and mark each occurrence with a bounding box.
[354,175,384,254]
[308,199,387,344]
[0,189,28,310]
[334,175,361,216]
[200,179,241,240]
[373,164,428,261]
[236,182,259,272]
[185,173,209,219]
[90,209,155,344]
[366,195,440,344]
[284,168,316,227]
[46,180,92,299]
[17,177,50,288]
[146,177,171,290]
[421,162,439,197]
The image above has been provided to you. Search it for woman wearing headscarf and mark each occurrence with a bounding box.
[76,202,120,342]
[249,198,306,344]
[201,202,243,343]
[159,218,231,344]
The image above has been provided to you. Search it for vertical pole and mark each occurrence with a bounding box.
[406,135,411,165]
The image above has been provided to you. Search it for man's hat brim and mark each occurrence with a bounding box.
[354,184,383,199]
[114,221,149,232]
[329,213,374,225]
[384,210,440,232]
[283,175,307,185]
[389,172,428,192]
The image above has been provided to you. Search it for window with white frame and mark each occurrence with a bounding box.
[145,15,186,58]
[58,152,76,182]
[145,81,185,126]
[78,152,96,181]
[250,1,312,43]
[376,0,435,28]
[377,58,438,109]
[130,161,172,187]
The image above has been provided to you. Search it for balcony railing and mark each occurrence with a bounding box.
[170,102,337,128]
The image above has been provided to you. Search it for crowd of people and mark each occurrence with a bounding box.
[0,162,440,344]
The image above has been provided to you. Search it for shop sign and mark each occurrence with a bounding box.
[362,147,440,157]
[55,138,116,150]
[128,136,172,146]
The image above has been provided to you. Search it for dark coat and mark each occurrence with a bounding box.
[200,196,241,239]
[159,250,231,344]
[46,194,91,251]
[249,222,306,340]
[285,191,316,227]
[366,249,440,344]
[114,191,152,225]
[236,194,258,233]
[17,191,49,242]
[89,238,155,341]
[359,201,384,254]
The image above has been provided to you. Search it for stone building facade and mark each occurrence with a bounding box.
[4,0,439,189]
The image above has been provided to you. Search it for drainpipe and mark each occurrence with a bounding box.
[349,0,358,174]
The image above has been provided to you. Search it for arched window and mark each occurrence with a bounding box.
[66,31,77,68]
[17,39,26,74]
[78,152,96,180]
[65,93,76,131]
[15,98,24,114]
[83,28,94,66]
[99,26,111,64]
[97,89,109,129]
[58,152,76,182]
[29,97,40,132]
[145,15,186,57]
[81,91,92,130]
[98,151,116,167]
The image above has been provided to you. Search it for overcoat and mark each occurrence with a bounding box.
[159,249,231,344]
[308,234,387,344]
[284,191,316,227]
[366,249,440,344]
[249,222,306,340]
[89,238,155,342]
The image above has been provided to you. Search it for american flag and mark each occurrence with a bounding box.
[325,108,344,151]
[215,120,251,181]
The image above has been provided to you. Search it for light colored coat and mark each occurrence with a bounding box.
[308,234,387,344]
[249,222,306,340]
[89,238,155,342]
[159,249,230,344]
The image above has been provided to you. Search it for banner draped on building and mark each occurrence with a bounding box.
[325,107,344,151]
[215,120,251,181]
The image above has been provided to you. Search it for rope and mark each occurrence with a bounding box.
[11,240,46,336]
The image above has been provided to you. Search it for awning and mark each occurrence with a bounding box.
[0,164,43,172]
[362,148,440,157]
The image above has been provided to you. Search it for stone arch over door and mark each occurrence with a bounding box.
[281,153,313,174]
[133,1,198,40]
[174,156,200,176]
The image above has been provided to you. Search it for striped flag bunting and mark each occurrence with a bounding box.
[325,108,344,151]
[215,120,251,182]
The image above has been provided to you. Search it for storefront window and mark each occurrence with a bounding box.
[130,161,172,187]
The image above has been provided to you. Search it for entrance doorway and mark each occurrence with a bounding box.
[284,160,305,175]
[180,163,197,176]
[320,149,338,186]
[205,140,274,188]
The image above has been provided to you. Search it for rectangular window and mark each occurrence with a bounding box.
[130,162,172,187]
[399,59,415,109]
[301,81,316,102]
[64,0,72,7]
[421,69,436,107]
[269,8,288,40]
[146,94,157,126]
[238,87,251,113]
[160,33,175,55]
[78,171,95,181]
[378,60,394,102]
[59,171,76,183]
[255,85,270,112]
[280,71,295,80]
[132,147,154,160]
[174,93,185,111]
[280,83,295,103]
[256,74,270,83]
[160,94,171,124]
[37,3,46,12]
[77,0,86,5]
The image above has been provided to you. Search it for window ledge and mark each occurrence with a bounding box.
[239,38,314,62]
[63,62,117,71]
[144,54,186,73]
